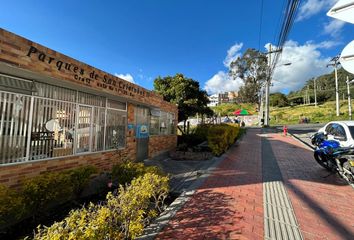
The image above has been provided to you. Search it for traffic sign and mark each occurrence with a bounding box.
[327,0,354,24]
[340,40,354,74]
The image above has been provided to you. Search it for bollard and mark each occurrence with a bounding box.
[283,125,288,136]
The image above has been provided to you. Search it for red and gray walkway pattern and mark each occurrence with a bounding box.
[147,128,354,239]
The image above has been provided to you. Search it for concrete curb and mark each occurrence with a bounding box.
[289,133,314,151]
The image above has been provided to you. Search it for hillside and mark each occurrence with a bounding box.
[270,100,354,125]
[288,67,354,104]
[211,103,257,116]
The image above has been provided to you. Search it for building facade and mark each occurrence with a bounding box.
[207,93,219,107]
[0,29,177,187]
[207,91,238,106]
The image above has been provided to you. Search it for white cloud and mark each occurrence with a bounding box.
[204,43,244,94]
[323,19,346,37]
[205,39,335,95]
[271,40,333,93]
[296,0,336,22]
[316,40,340,49]
[114,73,135,83]
[223,43,243,67]
[204,71,243,95]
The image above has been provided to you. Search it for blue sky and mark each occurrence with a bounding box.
[1,0,353,94]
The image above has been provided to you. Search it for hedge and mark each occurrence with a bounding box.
[0,165,98,230]
[207,123,240,155]
[33,173,169,240]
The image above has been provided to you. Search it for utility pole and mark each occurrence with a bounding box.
[327,56,341,116]
[307,85,310,104]
[314,77,317,106]
[264,44,282,126]
[348,76,352,120]
[259,86,264,126]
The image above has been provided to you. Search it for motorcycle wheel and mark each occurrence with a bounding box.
[314,152,333,171]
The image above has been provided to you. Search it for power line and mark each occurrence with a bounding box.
[270,0,300,76]
[258,0,264,51]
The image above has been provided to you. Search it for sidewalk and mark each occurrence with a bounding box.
[145,128,354,239]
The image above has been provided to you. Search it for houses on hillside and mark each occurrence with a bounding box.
[207,91,238,107]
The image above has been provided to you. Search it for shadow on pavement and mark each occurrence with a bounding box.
[157,190,242,239]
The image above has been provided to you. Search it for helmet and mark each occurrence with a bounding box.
[311,132,326,146]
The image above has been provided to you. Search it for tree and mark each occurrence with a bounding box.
[270,92,288,107]
[153,74,212,125]
[229,48,268,105]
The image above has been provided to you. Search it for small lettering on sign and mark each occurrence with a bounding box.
[31,132,55,141]
[26,46,149,97]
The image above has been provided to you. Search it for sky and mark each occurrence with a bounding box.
[1,0,353,95]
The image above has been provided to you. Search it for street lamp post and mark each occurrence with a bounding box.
[314,77,317,107]
[327,56,341,116]
[347,76,354,120]
[264,44,290,126]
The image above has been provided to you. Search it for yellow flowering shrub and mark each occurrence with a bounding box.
[33,172,169,240]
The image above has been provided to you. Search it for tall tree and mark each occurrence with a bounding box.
[153,74,212,123]
[229,48,268,104]
[270,92,288,107]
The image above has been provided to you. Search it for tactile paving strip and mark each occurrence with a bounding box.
[262,134,303,240]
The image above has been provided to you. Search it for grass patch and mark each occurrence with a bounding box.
[270,100,353,125]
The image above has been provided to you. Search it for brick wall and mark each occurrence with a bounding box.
[0,28,178,188]
[149,135,177,158]
[0,150,120,188]
[0,28,177,114]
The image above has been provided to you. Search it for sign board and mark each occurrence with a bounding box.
[340,40,354,74]
[327,0,354,24]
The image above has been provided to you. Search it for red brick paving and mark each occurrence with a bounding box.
[269,133,354,240]
[156,129,264,240]
[156,130,354,239]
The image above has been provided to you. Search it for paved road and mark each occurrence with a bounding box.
[142,127,354,240]
[276,123,325,149]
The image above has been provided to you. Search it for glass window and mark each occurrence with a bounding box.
[0,92,31,164]
[107,99,126,110]
[325,124,334,135]
[78,92,105,107]
[30,98,76,160]
[332,124,346,139]
[160,111,168,135]
[105,109,126,149]
[150,109,160,135]
[348,126,354,140]
[168,113,176,135]
[149,110,175,136]
[150,115,160,135]
[92,107,105,151]
[0,75,129,165]
[76,106,92,153]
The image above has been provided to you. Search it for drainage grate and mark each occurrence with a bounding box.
[262,135,303,240]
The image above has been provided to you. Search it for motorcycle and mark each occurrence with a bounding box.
[311,132,354,184]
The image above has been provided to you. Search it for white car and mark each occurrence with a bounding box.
[317,121,354,147]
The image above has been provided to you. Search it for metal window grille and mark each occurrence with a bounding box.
[0,75,127,165]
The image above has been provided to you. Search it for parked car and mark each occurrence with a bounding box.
[317,121,354,147]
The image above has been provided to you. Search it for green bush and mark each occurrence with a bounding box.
[0,184,26,228]
[22,172,73,214]
[177,124,212,149]
[0,166,98,231]
[33,173,170,240]
[68,165,98,197]
[21,165,98,215]
[207,124,240,156]
[111,162,162,186]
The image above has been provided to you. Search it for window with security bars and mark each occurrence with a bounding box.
[0,75,127,165]
[149,110,175,136]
